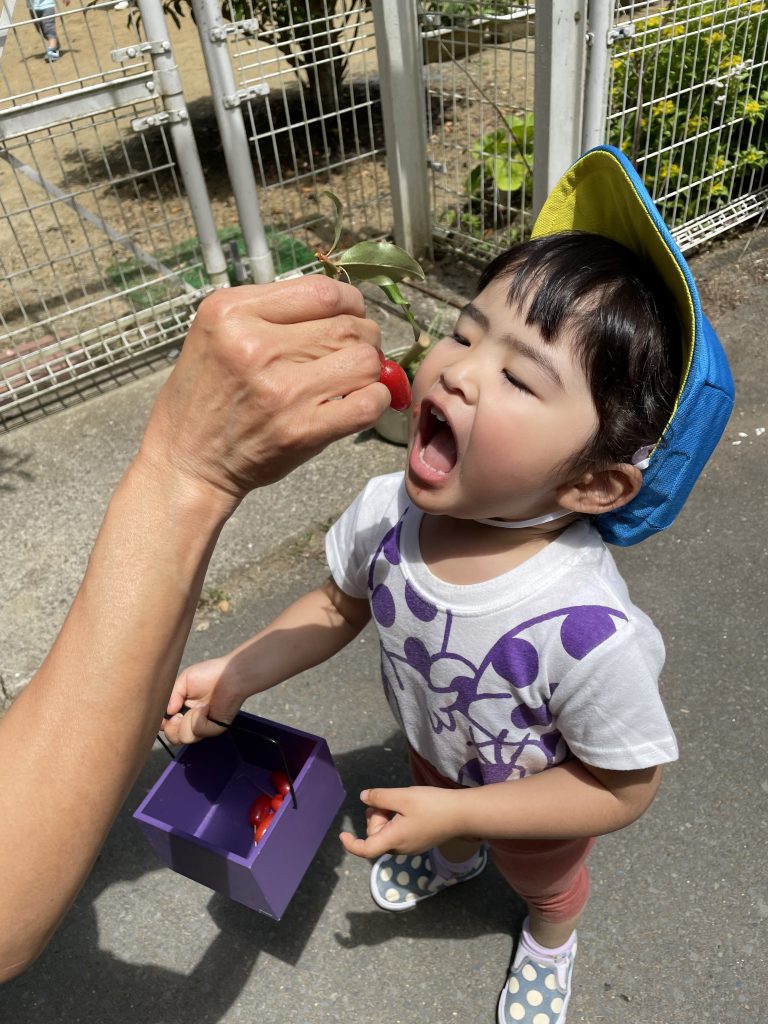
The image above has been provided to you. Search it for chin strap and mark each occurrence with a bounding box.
[474,508,576,529]
[475,446,653,529]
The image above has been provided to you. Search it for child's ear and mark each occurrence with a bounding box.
[556,463,643,516]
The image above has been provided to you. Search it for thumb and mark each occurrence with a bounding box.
[360,787,406,814]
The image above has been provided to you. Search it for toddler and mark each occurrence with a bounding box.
[27,0,70,62]
[163,147,734,1023]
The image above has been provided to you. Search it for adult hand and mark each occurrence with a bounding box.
[139,276,390,514]
[339,786,464,859]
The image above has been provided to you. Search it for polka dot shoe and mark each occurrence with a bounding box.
[496,928,576,1024]
[369,847,487,911]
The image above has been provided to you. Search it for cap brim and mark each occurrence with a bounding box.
[532,146,695,423]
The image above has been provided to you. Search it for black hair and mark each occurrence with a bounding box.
[476,231,682,469]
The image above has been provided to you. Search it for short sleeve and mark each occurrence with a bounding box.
[550,620,678,770]
[325,472,407,599]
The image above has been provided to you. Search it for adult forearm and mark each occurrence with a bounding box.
[0,455,231,980]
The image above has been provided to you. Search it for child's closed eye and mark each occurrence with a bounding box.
[503,370,533,394]
[450,332,471,347]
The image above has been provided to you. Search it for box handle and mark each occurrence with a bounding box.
[156,708,299,810]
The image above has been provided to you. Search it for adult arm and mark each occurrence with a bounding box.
[0,277,388,981]
[339,760,663,858]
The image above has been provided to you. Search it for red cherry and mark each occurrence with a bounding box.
[248,793,272,827]
[254,811,274,844]
[270,794,284,812]
[270,770,291,796]
[379,359,411,412]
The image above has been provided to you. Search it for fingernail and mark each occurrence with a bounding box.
[360,789,369,801]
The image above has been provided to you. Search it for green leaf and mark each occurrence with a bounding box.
[493,158,525,193]
[335,240,425,283]
[321,190,344,257]
[375,281,422,341]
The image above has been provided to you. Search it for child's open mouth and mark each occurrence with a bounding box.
[411,400,458,479]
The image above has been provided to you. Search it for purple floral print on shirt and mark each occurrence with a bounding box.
[368,513,628,785]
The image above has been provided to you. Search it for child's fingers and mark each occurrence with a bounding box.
[359,787,408,815]
[162,704,226,745]
[338,829,395,860]
[364,805,392,837]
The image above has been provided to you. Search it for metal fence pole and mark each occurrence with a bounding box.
[191,0,275,284]
[371,0,432,260]
[135,0,230,287]
[532,0,588,218]
[582,0,614,151]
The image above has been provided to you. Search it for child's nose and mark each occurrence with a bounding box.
[440,354,479,404]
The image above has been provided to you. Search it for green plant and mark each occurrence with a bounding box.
[608,1,768,225]
[445,112,533,243]
[466,111,534,196]
[316,191,428,376]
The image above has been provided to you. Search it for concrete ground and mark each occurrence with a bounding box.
[1,231,767,1023]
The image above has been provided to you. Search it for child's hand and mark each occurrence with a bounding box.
[162,656,245,745]
[339,785,462,859]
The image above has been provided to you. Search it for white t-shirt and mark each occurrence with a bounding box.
[326,472,678,786]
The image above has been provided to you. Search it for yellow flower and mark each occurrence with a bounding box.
[708,32,724,45]
[662,24,686,38]
[745,100,762,116]
[720,54,745,70]
[652,100,676,117]
[643,16,661,29]
[710,183,728,197]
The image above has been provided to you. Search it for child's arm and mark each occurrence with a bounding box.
[339,759,662,858]
[163,577,370,744]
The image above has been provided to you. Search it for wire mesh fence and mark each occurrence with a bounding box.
[0,0,212,425]
[420,0,536,266]
[607,0,768,251]
[217,0,390,274]
[3,0,768,428]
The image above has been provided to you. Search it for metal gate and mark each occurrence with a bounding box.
[0,0,236,425]
[3,1,768,429]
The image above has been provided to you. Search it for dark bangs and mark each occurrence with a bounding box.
[476,232,682,468]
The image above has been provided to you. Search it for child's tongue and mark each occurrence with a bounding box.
[421,423,457,474]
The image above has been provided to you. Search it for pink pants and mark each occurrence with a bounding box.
[409,748,596,923]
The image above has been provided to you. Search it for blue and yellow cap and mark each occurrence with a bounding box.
[532,145,735,546]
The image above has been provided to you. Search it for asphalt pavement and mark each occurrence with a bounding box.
[1,235,766,1023]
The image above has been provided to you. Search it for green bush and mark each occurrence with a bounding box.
[442,112,533,248]
[608,0,768,225]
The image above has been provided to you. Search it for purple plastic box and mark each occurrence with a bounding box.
[133,711,345,919]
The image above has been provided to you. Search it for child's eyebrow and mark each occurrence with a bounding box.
[458,302,564,390]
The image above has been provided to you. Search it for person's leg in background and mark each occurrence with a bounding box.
[32,7,60,61]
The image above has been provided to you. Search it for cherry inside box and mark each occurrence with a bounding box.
[133,711,345,919]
